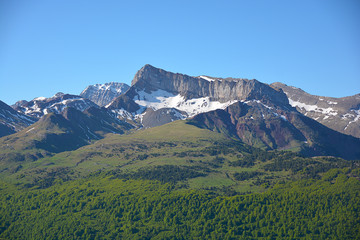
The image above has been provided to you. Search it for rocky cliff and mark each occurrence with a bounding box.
[130,64,289,106]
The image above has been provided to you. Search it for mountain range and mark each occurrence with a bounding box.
[1,64,360,239]
[0,64,359,160]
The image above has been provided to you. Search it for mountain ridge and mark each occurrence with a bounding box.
[130,64,289,105]
[188,101,360,160]
[13,92,98,119]
[108,64,292,128]
[0,100,36,137]
[1,64,359,160]
[271,82,360,138]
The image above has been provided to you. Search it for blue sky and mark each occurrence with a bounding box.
[1,0,359,105]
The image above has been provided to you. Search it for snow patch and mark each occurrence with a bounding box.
[91,83,127,94]
[26,127,35,133]
[111,109,134,121]
[342,113,355,119]
[288,98,338,116]
[199,76,217,82]
[280,115,287,121]
[34,97,46,101]
[21,96,94,117]
[134,89,237,117]
[344,109,360,130]
[244,100,273,110]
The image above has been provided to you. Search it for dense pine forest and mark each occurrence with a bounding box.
[1,166,360,239]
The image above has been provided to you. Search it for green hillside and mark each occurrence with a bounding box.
[1,120,356,192]
[1,119,359,239]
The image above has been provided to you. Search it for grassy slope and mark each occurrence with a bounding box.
[8,120,247,189]
[1,120,355,194]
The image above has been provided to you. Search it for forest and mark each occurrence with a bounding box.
[1,167,359,239]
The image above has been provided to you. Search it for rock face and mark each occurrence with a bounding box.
[271,82,360,138]
[108,64,291,127]
[131,64,289,106]
[13,93,98,119]
[141,108,186,128]
[80,82,130,107]
[0,100,36,137]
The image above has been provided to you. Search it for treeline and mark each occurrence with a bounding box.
[0,168,359,239]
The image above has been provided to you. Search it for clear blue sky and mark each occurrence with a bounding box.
[1,0,359,105]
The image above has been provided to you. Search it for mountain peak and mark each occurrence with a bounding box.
[131,64,163,87]
[128,64,289,106]
[80,82,130,107]
[142,64,156,70]
[54,92,65,98]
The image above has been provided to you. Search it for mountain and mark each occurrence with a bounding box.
[0,107,132,162]
[188,101,360,160]
[108,64,288,127]
[13,92,98,119]
[80,82,130,107]
[1,66,360,240]
[271,82,360,138]
[0,100,36,137]
[130,65,288,106]
[106,64,360,159]
[1,64,359,160]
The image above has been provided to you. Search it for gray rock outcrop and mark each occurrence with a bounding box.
[130,64,289,106]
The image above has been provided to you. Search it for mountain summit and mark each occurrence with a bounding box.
[108,64,290,128]
[1,64,359,159]
[130,64,289,106]
[80,82,130,107]
[107,65,360,159]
